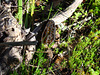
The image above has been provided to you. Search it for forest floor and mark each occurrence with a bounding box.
[0,0,100,75]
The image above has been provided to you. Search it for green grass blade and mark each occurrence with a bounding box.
[48,3,53,19]
[18,0,23,26]
[31,0,35,16]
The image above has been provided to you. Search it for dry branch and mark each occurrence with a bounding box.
[51,0,83,25]
[0,41,37,47]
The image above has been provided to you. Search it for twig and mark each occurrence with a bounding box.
[0,41,38,47]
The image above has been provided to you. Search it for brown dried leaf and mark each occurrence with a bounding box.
[54,56,64,66]
[36,0,41,6]
[47,49,53,59]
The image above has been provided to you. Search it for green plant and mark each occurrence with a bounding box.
[18,0,23,26]
[69,35,100,74]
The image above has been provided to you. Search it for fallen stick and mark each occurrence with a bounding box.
[51,0,83,25]
[0,41,37,47]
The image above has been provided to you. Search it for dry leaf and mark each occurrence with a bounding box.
[47,49,53,59]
